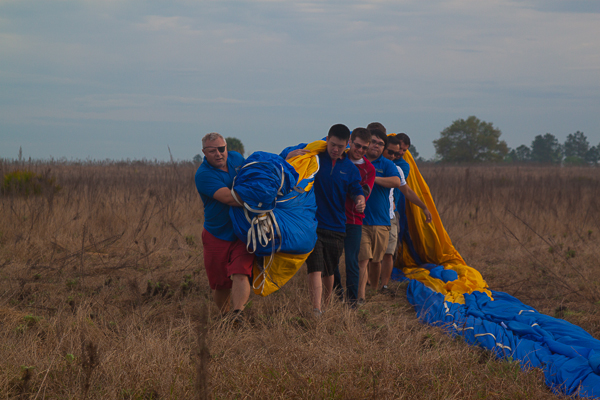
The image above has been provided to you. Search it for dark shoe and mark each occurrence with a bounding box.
[225,309,244,327]
[379,285,391,294]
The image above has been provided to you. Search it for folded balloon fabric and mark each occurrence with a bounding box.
[396,147,600,398]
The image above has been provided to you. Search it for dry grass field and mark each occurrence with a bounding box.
[0,159,598,399]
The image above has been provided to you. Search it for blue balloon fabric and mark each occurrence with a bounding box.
[406,276,600,398]
[229,151,318,257]
[231,151,299,212]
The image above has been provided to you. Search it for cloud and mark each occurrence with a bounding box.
[522,0,600,14]
[1,0,599,160]
[75,94,253,109]
[135,15,196,34]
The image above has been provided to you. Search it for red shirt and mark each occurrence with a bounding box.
[345,156,376,225]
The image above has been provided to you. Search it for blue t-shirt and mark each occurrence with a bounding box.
[195,151,244,241]
[363,155,401,226]
[393,157,411,212]
[395,158,410,180]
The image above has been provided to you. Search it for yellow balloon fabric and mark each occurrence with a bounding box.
[284,140,326,192]
[389,134,492,303]
[252,252,313,296]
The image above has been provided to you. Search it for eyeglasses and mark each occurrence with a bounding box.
[352,142,369,151]
[386,149,402,157]
[371,140,385,147]
[203,145,226,154]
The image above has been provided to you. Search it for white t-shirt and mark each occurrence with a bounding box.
[389,166,406,218]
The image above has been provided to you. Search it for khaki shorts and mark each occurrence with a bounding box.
[385,213,399,255]
[358,225,390,263]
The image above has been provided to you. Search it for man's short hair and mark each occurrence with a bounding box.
[367,122,386,135]
[202,132,225,148]
[396,133,411,147]
[387,135,402,148]
[328,124,351,141]
[350,127,371,143]
[370,129,388,147]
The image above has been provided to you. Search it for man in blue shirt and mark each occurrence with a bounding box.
[282,124,365,314]
[357,126,432,303]
[195,132,255,318]
[357,128,400,303]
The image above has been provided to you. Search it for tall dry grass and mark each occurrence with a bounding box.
[1,159,596,399]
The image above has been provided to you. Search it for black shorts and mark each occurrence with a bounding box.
[306,228,345,277]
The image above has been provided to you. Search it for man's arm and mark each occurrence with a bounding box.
[212,187,243,207]
[285,149,310,160]
[279,143,308,160]
[348,166,366,212]
[398,185,432,223]
[374,176,401,188]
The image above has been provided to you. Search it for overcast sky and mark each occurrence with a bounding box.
[1,0,599,161]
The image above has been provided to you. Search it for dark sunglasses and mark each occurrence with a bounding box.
[386,149,401,157]
[352,142,369,151]
[203,145,226,153]
[371,140,385,147]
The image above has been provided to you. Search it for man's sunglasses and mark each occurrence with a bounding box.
[203,146,226,153]
[371,140,385,147]
[386,149,402,157]
[352,142,369,151]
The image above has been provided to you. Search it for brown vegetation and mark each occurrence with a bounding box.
[1,159,598,399]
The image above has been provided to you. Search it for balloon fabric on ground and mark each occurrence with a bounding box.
[397,149,600,398]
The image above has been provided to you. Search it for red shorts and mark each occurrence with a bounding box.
[201,229,255,290]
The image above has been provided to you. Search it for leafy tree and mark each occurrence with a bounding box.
[408,144,425,162]
[506,145,531,163]
[408,144,419,159]
[193,154,203,163]
[226,137,245,156]
[515,144,532,161]
[433,116,508,162]
[530,133,562,164]
[564,155,586,165]
[586,145,600,165]
[564,131,589,160]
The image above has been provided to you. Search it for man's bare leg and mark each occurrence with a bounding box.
[322,275,334,306]
[230,274,250,311]
[380,253,394,289]
[357,259,369,300]
[308,271,323,311]
[368,261,382,293]
[213,289,231,314]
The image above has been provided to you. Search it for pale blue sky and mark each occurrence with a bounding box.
[1,0,599,160]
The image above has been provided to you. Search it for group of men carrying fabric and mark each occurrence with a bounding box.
[194,124,432,319]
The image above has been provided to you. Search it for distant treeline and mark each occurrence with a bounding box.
[431,116,599,165]
[7,122,597,166]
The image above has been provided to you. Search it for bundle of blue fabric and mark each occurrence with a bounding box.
[229,151,318,257]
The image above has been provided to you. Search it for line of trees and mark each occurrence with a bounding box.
[433,116,599,165]
[191,120,598,166]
